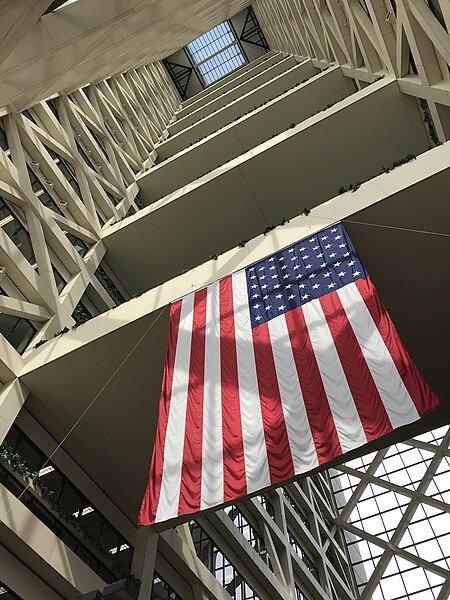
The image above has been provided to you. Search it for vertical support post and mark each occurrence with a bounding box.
[131,527,159,600]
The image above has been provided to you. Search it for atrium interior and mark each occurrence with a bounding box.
[0,1,449,600]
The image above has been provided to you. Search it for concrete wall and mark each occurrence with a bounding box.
[157,59,318,159]
[141,68,354,201]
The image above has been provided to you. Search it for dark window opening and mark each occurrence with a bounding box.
[224,505,272,569]
[47,99,60,121]
[0,196,36,265]
[283,488,310,530]
[76,141,94,167]
[189,521,261,599]
[256,494,275,519]
[288,529,319,581]
[427,0,447,30]
[27,166,63,215]
[1,425,133,581]
[0,124,9,153]
[47,148,82,198]
[0,581,23,599]
[134,194,144,209]
[53,267,66,292]
[23,110,38,125]
[65,232,89,257]
[151,573,183,600]
[295,583,311,600]
[0,312,36,354]
[72,301,93,325]
[106,191,120,206]
[88,129,108,159]
[95,265,125,305]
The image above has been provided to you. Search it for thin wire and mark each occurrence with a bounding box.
[0,303,168,525]
[308,214,450,239]
[0,263,200,524]
[344,219,450,239]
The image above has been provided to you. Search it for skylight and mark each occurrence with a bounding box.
[186,21,247,86]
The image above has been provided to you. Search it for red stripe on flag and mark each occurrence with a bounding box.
[138,301,182,526]
[320,291,393,441]
[355,278,442,417]
[252,322,295,484]
[178,288,207,517]
[220,276,247,502]
[285,307,342,464]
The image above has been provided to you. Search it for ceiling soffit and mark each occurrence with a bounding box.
[0,0,251,112]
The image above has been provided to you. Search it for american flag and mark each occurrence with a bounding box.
[139,223,441,526]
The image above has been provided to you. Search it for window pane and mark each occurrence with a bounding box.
[186,21,247,86]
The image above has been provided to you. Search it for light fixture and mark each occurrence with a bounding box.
[109,543,129,554]
[39,465,54,477]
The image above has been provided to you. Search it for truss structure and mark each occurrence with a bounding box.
[240,6,271,50]
[331,426,450,599]
[0,61,178,380]
[163,59,197,101]
[134,475,360,600]
[253,0,450,142]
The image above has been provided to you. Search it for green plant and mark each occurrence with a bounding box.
[336,153,417,196]
[0,442,138,584]
[72,303,91,325]
[418,99,439,145]
[53,326,69,338]
[33,339,48,349]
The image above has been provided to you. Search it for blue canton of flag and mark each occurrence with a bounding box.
[246,223,366,327]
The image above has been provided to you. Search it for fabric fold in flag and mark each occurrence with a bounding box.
[139,223,442,526]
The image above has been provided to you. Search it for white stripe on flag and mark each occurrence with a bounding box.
[302,298,367,453]
[201,282,224,510]
[268,314,319,474]
[337,283,420,428]
[156,293,195,522]
[232,270,271,494]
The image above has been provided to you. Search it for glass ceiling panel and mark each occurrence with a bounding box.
[186,21,247,86]
[197,46,246,85]
[187,22,235,64]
